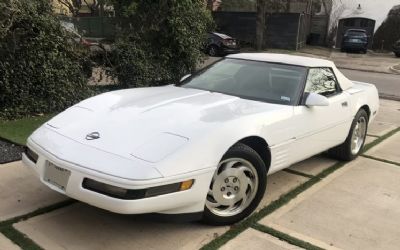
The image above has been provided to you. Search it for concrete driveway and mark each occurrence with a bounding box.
[0,99,399,250]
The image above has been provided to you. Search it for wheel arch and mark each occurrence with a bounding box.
[237,136,271,173]
[359,104,371,119]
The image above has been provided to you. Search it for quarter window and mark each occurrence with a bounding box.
[304,68,340,97]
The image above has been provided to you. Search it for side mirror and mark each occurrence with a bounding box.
[180,74,191,82]
[305,93,329,107]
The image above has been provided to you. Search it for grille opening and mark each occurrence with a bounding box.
[25,147,38,164]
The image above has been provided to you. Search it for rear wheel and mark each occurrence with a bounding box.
[207,45,218,57]
[202,143,267,225]
[395,53,400,58]
[328,109,368,161]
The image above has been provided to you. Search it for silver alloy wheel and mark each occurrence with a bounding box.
[350,116,367,155]
[206,158,259,217]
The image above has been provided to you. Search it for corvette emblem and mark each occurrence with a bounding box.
[86,132,100,140]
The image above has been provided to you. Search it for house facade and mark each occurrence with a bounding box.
[329,0,400,48]
[212,0,315,50]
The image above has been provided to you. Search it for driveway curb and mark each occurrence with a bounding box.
[389,64,400,74]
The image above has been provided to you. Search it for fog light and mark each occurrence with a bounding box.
[180,179,194,191]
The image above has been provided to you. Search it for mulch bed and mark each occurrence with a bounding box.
[0,139,23,164]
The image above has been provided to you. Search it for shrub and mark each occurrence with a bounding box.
[0,0,92,119]
[109,0,214,88]
[373,5,400,51]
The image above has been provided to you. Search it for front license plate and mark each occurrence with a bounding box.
[44,162,71,191]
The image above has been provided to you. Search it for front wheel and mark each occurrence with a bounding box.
[202,143,267,225]
[328,109,368,161]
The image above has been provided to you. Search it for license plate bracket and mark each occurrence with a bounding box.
[44,162,71,191]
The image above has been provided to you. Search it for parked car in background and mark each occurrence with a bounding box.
[341,29,368,53]
[204,32,240,56]
[60,21,100,48]
[393,39,400,57]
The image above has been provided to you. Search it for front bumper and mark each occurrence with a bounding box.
[23,139,214,215]
[220,45,240,54]
[342,42,368,50]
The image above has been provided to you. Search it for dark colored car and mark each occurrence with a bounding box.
[393,39,400,57]
[341,29,368,53]
[205,32,240,56]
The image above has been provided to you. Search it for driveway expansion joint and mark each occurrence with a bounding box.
[361,155,400,167]
[283,169,315,179]
[0,200,75,250]
[252,223,324,250]
[362,127,400,153]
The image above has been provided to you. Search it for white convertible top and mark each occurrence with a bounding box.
[227,53,354,90]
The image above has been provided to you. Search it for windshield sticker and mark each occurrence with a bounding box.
[281,96,291,102]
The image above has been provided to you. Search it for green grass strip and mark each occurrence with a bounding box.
[0,199,75,250]
[0,199,75,227]
[362,127,400,153]
[202,127,400,250]
[0,114,54,145]
[361,155,400,167]
[283,169,314,179]
[252,223,324,250]
[1,226,43,250]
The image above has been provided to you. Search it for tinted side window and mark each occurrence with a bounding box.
[305,68,340,97]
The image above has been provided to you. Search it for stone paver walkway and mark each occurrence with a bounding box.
[0,161,66,221]
[259,157,400,250]
[220,228,303,250]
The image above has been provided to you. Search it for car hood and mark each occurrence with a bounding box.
[43,85,286,163]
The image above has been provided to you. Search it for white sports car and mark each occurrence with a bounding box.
[23,53,379,225]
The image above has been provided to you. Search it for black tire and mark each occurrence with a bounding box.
[207,45,219,57]
[362,49,367,54]
[202,143,267,225]
[341,47,346,52]
[395,53,400,58]
[328,109,369,161]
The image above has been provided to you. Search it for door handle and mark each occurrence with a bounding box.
[341,101,348,107]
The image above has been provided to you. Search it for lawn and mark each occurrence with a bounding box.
[0,114,54,145]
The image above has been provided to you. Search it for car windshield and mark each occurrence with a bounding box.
[181,58,307,105]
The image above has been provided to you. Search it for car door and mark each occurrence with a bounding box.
[289,67,353,164]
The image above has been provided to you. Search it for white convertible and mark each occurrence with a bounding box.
[23,53,379,225]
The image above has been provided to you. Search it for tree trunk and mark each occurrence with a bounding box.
[99,0,104,17]
[256,0,266,50]
[321,0,332,45]
[286,0,290,12]
[206,0,214,11]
